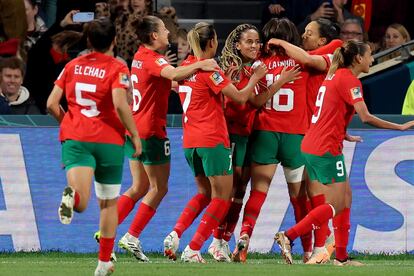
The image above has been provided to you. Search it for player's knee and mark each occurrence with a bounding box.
[284,165,305,183]
[94,181,121,201]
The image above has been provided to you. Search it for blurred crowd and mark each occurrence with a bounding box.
[0,0,412,115]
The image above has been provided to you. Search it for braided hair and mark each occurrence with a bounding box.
[220,24,259,73]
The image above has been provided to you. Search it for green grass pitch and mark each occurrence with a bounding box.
[1,252,414,275]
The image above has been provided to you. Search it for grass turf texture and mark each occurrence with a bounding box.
[1,252,414,275]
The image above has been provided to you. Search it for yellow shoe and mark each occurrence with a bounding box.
[333,258,364,266]
[274,232,293,265]
[305,247,329,264]
[303,251,312,263]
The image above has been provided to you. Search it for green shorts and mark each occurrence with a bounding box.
[230,134,249,167]
[250,130,304,169]
[184,144,233,177]
[303,152,347,184]
[61,140,124,184]
[125,135,171,165]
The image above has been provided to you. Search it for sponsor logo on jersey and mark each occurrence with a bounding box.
[351,86,362,99]
[155,58,168,66]
[132,60,143,69]
[209,72,224,86]
[119,73,130,87]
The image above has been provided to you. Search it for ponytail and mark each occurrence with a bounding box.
[187,22,216,58]
[328,40,369,76]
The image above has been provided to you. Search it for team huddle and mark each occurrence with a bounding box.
[46,15,414,276]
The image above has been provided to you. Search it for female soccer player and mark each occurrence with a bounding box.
[163,22,271,263]
[275,40,414,266]
[208,24,301,262]
[115,15,219,262]
[47,18,141,276]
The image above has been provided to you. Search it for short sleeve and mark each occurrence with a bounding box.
[340,76,364,106]
[148,55,170,77]
[204,70,231,94]
[54,67,67,89]
[111,64,130,90]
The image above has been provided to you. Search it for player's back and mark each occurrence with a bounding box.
[256,54,309,134]
[58,52,127,145]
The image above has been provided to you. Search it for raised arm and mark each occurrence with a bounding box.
[161,59,219,81]
[267,38,327,71]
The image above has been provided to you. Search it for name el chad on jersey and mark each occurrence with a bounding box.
[74,65,106,79]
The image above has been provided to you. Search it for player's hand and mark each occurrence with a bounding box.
[199,59,220,71]
[252,62,268,80]
[225,65,239,82]
[130,135,142,158]
[345,133,363,142]
[165,50,178,67]
[279,65,301,83]
[399,120,414,130]
[266,38,282,51]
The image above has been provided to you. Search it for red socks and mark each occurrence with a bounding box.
[223,201,244,242]
[174,193,210,238]
[333,207,350,260]
[310,194,330,247]
[285,203,334,242]
[128,202,156,237]
[189,198,230,250]
[99,237,115,262]
[240,190,267,237]
[74,191,80,209]
[117,195,136,225]
[291,196,312,252]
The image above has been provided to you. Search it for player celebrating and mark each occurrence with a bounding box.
[275,40,414,266]
[47,18,141,276]
[209,24,301,262]
[111,15,219,262]
[163,22,269,263]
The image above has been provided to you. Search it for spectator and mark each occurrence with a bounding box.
[0,0,27,58]
[340,18,364,42]
[332,0,363,27]
[0,56,40,114]
[377,23,411,63]
[176,28,190,66]
[24,0,48,56]
[24,10,84,113]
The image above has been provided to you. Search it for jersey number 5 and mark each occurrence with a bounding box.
[265,73,294,112]
[75,82,100,118]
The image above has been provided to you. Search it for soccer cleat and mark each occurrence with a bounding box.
[232,234,250,263]
[58,186,75,224]
[94,260,114,276]
[208,238,231,262]
[181,245,206,263]
[221,240,231,257]
[325,232,335,260]
[93,231,117,262]
[333,258,364,266]
[305,247,329,264]
[303,251,312,263]
[164,231,180,261]
[274,231,293,265]
[118,232,149,262]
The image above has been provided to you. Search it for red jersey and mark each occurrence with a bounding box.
[224,64,258,136]
[306,39,343,122]
[255,55,309,134]
[130,46,171,139]
[302,68,364,156]
[55,52,130,145]
[178,56,231,148]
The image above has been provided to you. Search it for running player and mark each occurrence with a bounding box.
[275,40,414,266]
[47,18,141,276]
[208,24,301,262]
[163,22,268,263]
[112,15,219,262]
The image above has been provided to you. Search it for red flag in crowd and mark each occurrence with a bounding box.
[351,0,372,31]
